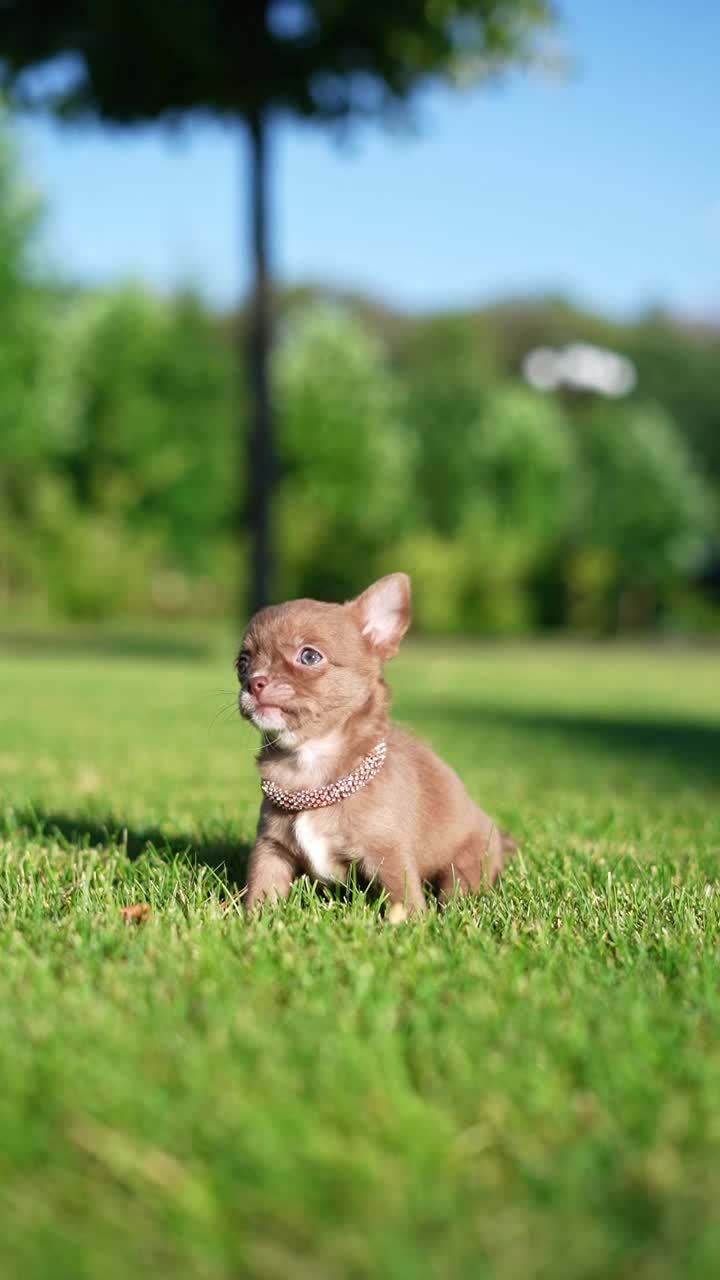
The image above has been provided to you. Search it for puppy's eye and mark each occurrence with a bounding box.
[298,646,324,667]
[236,651,251,678]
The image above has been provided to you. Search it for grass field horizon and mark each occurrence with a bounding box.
[1,633,719,1278]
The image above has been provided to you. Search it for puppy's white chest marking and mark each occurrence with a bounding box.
[294,812,339,883]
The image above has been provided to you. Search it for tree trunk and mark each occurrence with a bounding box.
[247,108,274,616]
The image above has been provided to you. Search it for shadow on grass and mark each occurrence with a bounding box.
[8,811,385,909]
[10,809,251,885]
[0,627,213,661]
[401,699,720,790]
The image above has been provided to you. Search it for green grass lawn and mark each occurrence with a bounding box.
[1,633,719,1279]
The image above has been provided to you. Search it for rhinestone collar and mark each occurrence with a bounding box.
[261,741,387,813]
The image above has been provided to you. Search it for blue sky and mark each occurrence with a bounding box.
[16,0,720,318]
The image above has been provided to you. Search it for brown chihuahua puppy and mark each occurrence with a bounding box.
[237,574,513,915]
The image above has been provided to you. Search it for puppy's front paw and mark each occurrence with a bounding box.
[387,902,408,926]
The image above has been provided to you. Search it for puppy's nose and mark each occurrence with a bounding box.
[249,675,269,698]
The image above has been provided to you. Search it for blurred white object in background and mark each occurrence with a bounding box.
[523,342,637,397]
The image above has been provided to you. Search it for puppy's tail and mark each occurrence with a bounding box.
[500,831,519,861]
[487,827,518,886]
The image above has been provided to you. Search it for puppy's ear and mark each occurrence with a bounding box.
[349,573,411,660]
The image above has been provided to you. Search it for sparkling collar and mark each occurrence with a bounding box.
[261,741,387,813]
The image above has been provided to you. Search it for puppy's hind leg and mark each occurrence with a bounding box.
[436,824,509,904]
[361,852,427,918]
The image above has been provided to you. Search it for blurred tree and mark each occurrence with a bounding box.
[37,286,237,617]
[570,403,711,631]
[0,138,239,620]
[465,383,577,545]
[0,118,45,472]
[397,316,498,534]
[391,384,577,633]
[624,318,720,490]
[0,117,57,604]
[275,301,413,600]
[56,287,235,568]
[474,297,720,497]
[0,0,557,614]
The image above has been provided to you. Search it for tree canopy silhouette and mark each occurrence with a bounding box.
[0,0,556,613]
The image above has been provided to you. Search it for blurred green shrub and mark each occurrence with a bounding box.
[274,302,414,601]
[398,316,498,535]
[388,386,579,634]
[27,474,160,619]
[1,270,238,616]
[567,402,712,630]
[55,286,235,568]
[0,114,718,634]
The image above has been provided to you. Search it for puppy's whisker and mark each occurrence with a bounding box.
[208,701,242,732]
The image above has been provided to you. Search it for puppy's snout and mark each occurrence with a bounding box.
[249,675,269,698]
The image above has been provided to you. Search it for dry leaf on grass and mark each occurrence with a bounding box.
[120,903,151,925]
[220,892,246,914]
